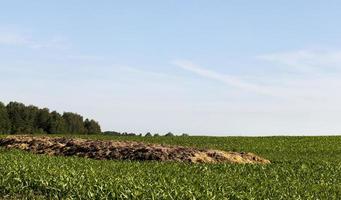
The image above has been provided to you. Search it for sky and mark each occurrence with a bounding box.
[1,1,341,135]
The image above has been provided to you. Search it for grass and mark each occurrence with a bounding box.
[0,134,341,199]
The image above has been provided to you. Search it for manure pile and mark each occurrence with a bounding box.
[0,136,270,164]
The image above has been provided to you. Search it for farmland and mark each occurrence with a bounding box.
[0,135,341,199]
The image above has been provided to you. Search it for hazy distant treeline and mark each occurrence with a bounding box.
[0,101,101,134]
[103,131,188,137]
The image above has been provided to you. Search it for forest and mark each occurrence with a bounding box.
[0,101,101,134]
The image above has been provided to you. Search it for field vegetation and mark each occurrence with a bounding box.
[0,134,340,199]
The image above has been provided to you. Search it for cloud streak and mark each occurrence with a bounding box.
[174,47,341,102]
[0,31,68,50]
[173,60,284,97]
[257,49,341,74]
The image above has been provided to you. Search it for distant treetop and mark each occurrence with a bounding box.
[165,132,174,137]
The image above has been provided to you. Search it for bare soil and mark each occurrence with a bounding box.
[0,135,270,164]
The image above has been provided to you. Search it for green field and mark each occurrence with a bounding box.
[0,135,341,199]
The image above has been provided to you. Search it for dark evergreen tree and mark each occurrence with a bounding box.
[84,119,101,134]
[0,102,11,134]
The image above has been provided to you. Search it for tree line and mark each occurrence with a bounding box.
[0,101,101,134]
[103,131,189,137]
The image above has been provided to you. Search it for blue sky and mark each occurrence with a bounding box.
[2,1,341,135]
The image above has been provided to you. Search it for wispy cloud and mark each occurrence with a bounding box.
[0,32,29,46]
[257,49,341,73]
[173,55,341,103]
[173,59,284,97]
[0,31,69,50]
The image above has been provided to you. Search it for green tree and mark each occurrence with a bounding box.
[6,102,37,134]
[35,108,50,133]
[4,101,101,135]
[24,105,39,133]
[145,132,152,137]
[47,111,66,134]
[165,132,174,137]
[0,102,11,134]
[84,119,101,134]
[63,112,85,134]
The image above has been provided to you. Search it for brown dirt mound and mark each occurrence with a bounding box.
[0,136,270,164]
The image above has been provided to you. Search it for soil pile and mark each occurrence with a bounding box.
[0,136,270,164]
